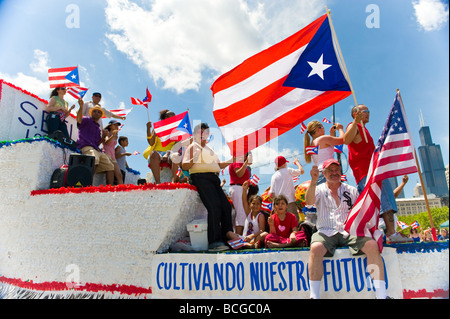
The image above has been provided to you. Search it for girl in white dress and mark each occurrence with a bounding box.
[242,181,268,248]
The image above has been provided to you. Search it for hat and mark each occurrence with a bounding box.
[105,119,121,128]
[275,156,289,168]
[89,105,105,118]
[322,159,341,170]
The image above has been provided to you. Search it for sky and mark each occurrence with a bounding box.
[0,0,448,198]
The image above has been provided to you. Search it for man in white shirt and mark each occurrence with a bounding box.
[269,156,304,221]
[82,92,126,130]
[305,159,390,299]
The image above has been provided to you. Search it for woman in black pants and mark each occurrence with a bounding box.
[182,123,240,250]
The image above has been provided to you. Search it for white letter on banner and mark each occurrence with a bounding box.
[66,4,80,29]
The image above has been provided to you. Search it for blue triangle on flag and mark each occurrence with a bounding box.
[177,113,192,135]
[79,89,88,99]
[65,67,80,85]
[283,17,351,92]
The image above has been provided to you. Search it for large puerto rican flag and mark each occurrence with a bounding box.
[48,66,80,88]
[211,14,352,156]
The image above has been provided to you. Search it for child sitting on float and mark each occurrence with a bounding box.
[241,181,268,249]
[265,195,308,248]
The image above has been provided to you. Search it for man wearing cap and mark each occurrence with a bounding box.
[305,159,390,299]
[269,156,304,220]
[76,102,115,185]
[82,92,126,130]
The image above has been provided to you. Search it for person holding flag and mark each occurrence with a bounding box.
[46,87,81,139]
[344,105,413,243]
[305,159,390,299]
[304,120,345,185]
[144,109,179,184]
[82,92,127,130]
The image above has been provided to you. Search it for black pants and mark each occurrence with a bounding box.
[190,173,233,244]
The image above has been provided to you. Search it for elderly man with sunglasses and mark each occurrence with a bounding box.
[344,105,412,244]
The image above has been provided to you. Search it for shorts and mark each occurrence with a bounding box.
[357,176,397,215]
[81,146,114,173]
[311,232,371,257]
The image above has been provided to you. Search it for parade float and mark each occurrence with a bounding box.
[0,79,448,299]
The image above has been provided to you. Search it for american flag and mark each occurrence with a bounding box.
[153,111,192,147]
[323,117,332,124]
[344,92,418,252]
[300,122,307,134]
[48,66,80,88]
[67,86,88,99]
[305,145,319,155]
[249,174,260,186]
[211,14,351,156]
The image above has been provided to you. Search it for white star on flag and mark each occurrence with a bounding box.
[307,54,332,80]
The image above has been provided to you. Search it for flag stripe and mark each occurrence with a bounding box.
[211,15,326,94]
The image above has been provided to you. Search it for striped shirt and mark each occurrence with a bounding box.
[315,183,359,237]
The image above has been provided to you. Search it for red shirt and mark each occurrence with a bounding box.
[347,123,375,184]
[272,212,298,238]
[229,162,250,185]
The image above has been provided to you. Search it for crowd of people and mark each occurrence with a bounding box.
[46,90,448,299]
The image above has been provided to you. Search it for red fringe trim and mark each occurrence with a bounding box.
[0,78,49,105]
[31,182,197,196]
[403,289,449,299]
[0,276,152,297]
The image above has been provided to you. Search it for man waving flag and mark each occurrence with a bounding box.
[211,13,352,156]
[344,92,418,252]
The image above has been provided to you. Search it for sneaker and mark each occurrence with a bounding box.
[208,242,229,252]
[386,232,414,244]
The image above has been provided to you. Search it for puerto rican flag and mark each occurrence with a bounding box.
[48,66,80,88]
[108,108,132,119]
[261,200,273,213]
[211,14,351,156]
[323,117,332,124]
[344,92,418,252]
[131,87,152,108]
[305,145,319,155]
[411,221,420,229]
[334,144,344,153]
[153,111,192,147]
[397,221,409,230]
[67,86,88,99]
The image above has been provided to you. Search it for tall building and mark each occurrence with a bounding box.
[417,112,448,198]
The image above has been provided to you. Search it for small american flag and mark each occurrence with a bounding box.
[249,174,260,186]
[344,92,418,252]
[323,117,332,124]
[305,146,319,155]
[300,122,307,134]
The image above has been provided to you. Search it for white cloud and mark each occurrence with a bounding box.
[413,0,449,31]
[105,0,324,94]
[29,49,51,75]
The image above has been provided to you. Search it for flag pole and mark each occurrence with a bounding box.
[397,89,437,241]
[325,7,368,143]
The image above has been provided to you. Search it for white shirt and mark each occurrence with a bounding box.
[314,182,359,237]
[270,167,302,203]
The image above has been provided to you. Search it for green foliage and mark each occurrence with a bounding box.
[397,207,449,233]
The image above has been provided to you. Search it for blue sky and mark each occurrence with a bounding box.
[0,0,448,198]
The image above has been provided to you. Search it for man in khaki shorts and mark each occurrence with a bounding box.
[304,159,390,299]
[76,102,115,185]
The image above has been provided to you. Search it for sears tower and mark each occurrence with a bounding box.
[417,112,449,197]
